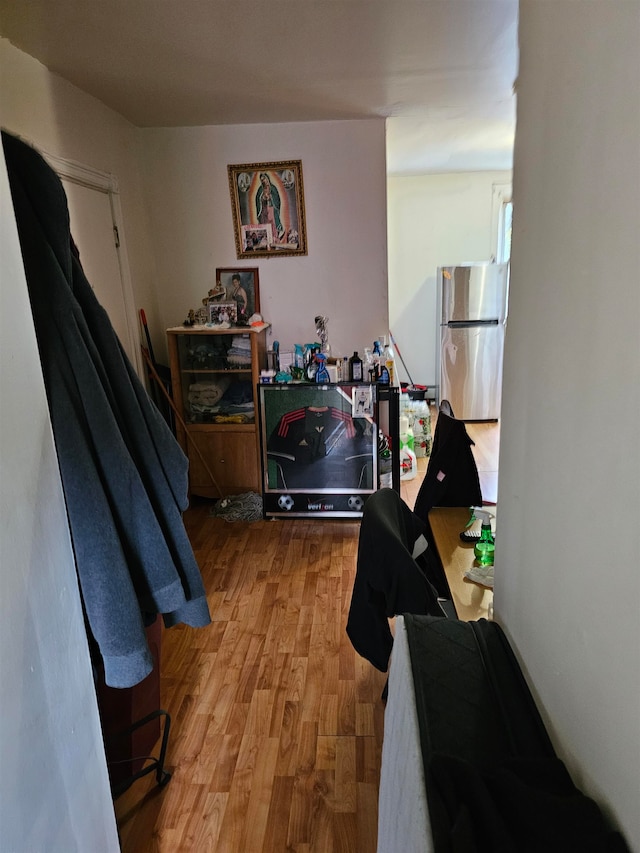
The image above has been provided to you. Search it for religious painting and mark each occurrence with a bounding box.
[228,160,308,259]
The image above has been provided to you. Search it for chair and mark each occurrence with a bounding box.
[413,400,482,523]
[410,401,483,598]
[346,488,452,673]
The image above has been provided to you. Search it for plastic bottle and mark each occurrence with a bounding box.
[399,415,417,481]
[472,508,495,566]
[364,347,376,381]
[383,337,397,386]
[349,351,363,381]
[371,340,385,382]
[314,352,330,383]
[378,430,393,488]
[409,398,432,457]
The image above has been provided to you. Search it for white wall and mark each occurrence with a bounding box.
[497,2,640,848]
[0,39,153,851]
[0,153,119,852]
[0,38,163,356]
[387,171,511,387]
[138,121,388,364]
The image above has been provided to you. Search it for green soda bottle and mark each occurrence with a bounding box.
[473,509,495,566]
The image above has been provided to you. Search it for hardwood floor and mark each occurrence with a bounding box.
[114,412,499,852]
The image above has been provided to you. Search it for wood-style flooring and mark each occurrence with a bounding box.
[114,414,499,852]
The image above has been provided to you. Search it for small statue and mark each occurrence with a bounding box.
[209,281,227,302]
[315,315,330,356]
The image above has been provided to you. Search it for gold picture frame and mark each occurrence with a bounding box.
[228,160,308,259]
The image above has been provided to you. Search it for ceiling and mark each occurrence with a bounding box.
[0,0,519,176]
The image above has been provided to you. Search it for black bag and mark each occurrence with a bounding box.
[403,615,630,853]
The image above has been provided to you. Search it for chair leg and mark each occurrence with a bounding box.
[108,708,172,799]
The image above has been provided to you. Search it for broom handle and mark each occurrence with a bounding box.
[139,308,158,366]
[389,331,415,387]
[140,345,222,497]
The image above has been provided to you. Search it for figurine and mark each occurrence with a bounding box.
[315,315,330,356]
[208,281,227,302]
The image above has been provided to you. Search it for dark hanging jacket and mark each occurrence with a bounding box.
[413,403,483,523]
[346,488,444,672]
[3,130,211,688]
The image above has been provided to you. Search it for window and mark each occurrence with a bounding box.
[498,200,513,263]
[491,183,512,263]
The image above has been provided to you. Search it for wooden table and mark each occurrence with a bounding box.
[429,506,494,621]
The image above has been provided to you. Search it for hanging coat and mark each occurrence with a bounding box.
[346,488,445,672]
[413,402,482,523]
[3,130,211,688]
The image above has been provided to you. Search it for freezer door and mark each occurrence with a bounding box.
[440,322,505,420]
[439,263,509,323]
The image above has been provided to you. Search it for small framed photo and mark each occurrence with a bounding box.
[228,160,308,259]
[208,301,237,327]
[352,385,374,417]
[241,224,271,252]
[215,267,260,323]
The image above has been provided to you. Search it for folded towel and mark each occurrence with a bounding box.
[188,377,231,411]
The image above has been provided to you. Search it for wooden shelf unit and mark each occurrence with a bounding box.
[166,324,269,498]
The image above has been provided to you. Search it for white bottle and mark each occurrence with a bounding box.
[383,337,398,386]
[399,415,417,481]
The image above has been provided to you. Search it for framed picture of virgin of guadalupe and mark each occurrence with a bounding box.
[227,160,308,259]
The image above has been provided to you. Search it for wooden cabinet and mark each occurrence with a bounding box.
[95,619,162,792]
[166,324,269,498]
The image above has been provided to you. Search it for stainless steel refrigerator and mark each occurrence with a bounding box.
[437,262,509,420]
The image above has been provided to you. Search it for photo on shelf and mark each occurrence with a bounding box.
[208,301,237,327]
[215,267,260,322]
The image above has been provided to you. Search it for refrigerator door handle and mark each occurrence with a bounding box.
[446,319,499,328]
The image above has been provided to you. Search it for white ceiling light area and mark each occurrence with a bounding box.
[0,0,518,175]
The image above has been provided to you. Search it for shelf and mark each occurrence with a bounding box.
[180,368,252,375]
[185,422,255,432]
[167,324,270,497]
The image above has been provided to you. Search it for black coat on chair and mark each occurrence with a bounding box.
[413,401,482,523]
[346,488,447,672]
[411,402,483,598]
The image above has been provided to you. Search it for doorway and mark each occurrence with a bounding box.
[43,149,144,379]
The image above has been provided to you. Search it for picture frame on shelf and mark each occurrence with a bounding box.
[227,160,307,259]
[215,267,260,323]
[208,301,237,327]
